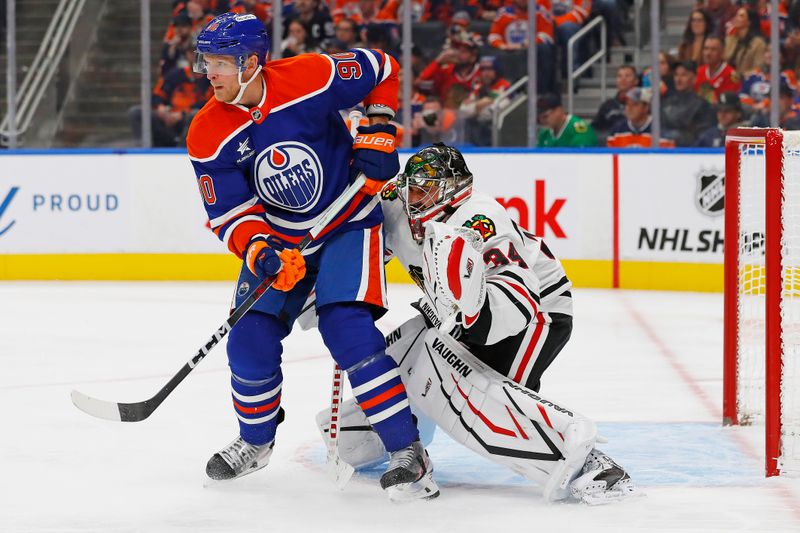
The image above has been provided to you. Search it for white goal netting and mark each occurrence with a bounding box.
[735,131,800,474]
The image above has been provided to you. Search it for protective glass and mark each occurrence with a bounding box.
[193,52,243,76]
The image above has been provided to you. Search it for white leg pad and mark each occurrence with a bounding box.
[390,319,596,497]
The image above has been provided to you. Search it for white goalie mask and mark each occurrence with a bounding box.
[396,143,474,242]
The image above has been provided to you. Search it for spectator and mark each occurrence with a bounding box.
[678,9,712,64]
[160,14,195,76]
[552,1,592,77]
[130,49,212,147]
[536,93,598,147]
[459,56,512,146]
[755,0,788,40]
[488,0,556,92]
[725,7,767,75]
[739,46,798,110]
[411,95,458,145]
[332,0,382,25]
[284,0,334,49]
[592,64,638,140]
[230,0,272,24]
[417,35,480,102]
[363,23,396,55]
[661,61,716,147]
[591,0,626,47]
[489,0,553,51]
[445,10,484,48]
[166,0,214,42]
[375,0,428,24]
[696,35,741,103]
[334,17,361,49]
[750,80,800,129]
[606,88,675,148]
[642,51,676,97]
[282,19,320,56]
[702,0,738,37]
[695,91,745,147]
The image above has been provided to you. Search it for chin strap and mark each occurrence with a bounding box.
[227,65,263,105]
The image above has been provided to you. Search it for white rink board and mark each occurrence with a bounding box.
[0,153,221,254]
[0,151,731,266]
[618,153,726,263]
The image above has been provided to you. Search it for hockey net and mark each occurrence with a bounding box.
[725,127,800,477]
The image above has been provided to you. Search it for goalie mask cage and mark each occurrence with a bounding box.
[724,127,800,477]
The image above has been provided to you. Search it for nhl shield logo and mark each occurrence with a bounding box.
[254,141,324,212]
[695,169,725,217]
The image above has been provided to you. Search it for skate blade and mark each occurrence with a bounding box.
[385,473,440,503]
[203,458,271,487]
[572,479,643,506]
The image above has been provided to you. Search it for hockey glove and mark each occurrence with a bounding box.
[351,123,400,195]
[421,221,487,328]
[245,235,306,292]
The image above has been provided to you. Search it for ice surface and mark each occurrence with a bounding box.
[1,282,799,532]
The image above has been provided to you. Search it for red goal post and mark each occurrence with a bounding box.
[724,127,800,477]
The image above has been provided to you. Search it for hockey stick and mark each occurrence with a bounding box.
[71,172,368,422]
[319,109,366,488]
[326,363,354,488]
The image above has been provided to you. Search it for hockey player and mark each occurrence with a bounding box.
[186,12,438,501]
[316,144,637,504]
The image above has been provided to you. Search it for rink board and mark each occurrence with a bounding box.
[0,149,725,291]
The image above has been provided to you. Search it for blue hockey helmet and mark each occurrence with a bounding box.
[195,12,270,73]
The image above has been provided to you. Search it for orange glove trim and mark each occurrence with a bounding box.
[245,240,268,276]
[360,177,385,196]
[353,132,396,153]
[272,248,307,292]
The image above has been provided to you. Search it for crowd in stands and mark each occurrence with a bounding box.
[132,0,800,149]
[537,0,800,148]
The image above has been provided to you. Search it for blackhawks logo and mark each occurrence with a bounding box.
[463,214,496,241]
[381,181,398,201]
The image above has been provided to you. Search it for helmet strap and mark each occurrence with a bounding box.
[227,64,263,105]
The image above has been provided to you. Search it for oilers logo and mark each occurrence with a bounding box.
[254,142,324,212]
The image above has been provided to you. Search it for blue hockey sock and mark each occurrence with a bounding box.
[231,370,282,446]
[318,303,419,451]
[347,353,419,452]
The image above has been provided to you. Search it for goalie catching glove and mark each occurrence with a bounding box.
[351,123,400,195]
[245,234,306,291]
[421,220,486,327]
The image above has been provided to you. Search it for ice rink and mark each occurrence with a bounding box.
[2,281,799,533]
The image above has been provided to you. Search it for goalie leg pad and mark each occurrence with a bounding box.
[401,327,596,492]
[316,398,388,469]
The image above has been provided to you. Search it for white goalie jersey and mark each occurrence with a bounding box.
[381,184,573,390]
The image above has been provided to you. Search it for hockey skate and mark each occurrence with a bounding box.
[380,440,440,502]
[569,449,639,505]
[206,436,275,481]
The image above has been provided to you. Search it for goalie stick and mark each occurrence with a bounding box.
[321,109,365,488]
[71,171,368,423]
